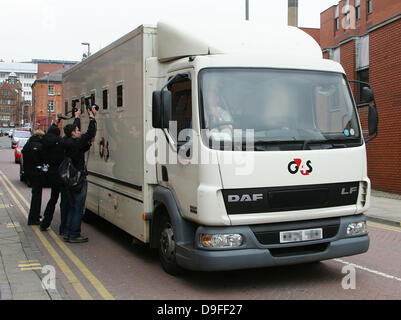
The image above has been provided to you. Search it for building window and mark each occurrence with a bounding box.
[355,0,361,20]
[102,89,108,110]
[48,85,55,96]
[344,0,351,27]
[48,100,54,112]
[367,0,372,14]
[65,100,68,114]
[357,69,370,105]
[334,5,340,31]
[117,84,123,107]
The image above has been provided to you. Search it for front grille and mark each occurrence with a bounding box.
[251,217,340,245]
[223,182,360,215]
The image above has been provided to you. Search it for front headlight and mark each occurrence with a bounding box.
[200,233,243,248]
[347,222,367,236]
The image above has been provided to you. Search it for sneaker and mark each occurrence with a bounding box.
[40,226,48,231]
[63,235,69,242]
[68,236,88,243]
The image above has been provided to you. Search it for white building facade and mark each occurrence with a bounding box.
[0,62,37,101]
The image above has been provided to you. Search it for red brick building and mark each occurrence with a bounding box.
[32,59,77,79]
[308,1,401,194]
[31,68,66,132]
[0,74,23,126]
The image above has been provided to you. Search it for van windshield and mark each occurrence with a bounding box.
[199,68,362,150]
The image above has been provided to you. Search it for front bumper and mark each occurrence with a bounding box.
[176,215,369,271]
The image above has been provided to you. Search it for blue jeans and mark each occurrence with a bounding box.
[65,180,88,239]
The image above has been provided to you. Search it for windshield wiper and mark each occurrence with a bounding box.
[302,140,333,150]
[303,139,361,150]
[250,139,359,151]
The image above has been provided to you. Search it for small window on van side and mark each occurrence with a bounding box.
[169,78,192,138]
[103,89,108,110]
[117,85,123,107]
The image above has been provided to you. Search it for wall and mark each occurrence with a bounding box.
[366,18,401,194]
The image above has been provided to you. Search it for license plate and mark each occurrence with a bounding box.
[280,228,323,243]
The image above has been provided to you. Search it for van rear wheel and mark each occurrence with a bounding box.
[158,214,183,276]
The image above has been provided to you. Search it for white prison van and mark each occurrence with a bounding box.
[62,21,378,274]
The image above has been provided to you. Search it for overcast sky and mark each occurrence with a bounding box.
[1,0,339,63]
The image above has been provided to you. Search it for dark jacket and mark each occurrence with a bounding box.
[22,135,45,184]
[64,117,97,172]
[42,124,64,185]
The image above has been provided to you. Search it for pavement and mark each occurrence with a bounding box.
[366,190,401,227]
[0,182,63,300]
[0,182,400,300]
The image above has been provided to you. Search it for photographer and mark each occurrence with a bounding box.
[39,122,68,234]
[63,106,97,243]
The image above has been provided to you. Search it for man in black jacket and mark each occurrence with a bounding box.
[63,107,97,243]
[23,130,46,225]
[40,123,69,233]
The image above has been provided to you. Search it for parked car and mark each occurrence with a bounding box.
[11,130,31,148]
[14,139,28,163]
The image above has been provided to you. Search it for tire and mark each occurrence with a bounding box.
[158,214,183,276]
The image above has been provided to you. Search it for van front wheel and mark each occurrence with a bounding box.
[158,214,183,276]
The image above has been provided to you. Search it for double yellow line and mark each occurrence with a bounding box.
[0,170,114,300]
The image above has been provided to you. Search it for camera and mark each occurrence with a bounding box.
[86,103,99,113]
[71,99,80,118]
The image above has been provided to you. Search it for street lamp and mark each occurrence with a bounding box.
[81,42,91,58]
[44,72,50,130]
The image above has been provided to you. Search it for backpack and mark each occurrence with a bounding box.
[58,157,84,192]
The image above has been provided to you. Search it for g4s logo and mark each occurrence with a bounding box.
[288,158,313,176]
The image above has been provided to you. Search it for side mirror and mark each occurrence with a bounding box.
[368,104,378,136]
[361,87,375,104]
[152,90,172,129]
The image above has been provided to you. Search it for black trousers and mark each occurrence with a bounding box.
[40,184,61,229]
[27,180,43,224]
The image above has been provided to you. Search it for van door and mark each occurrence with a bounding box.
[156,70,199,220]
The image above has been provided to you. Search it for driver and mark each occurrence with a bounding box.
[204,88,233,131]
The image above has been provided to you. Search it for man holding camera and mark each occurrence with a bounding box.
[62,105,97,243]
[39,121,68,234]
